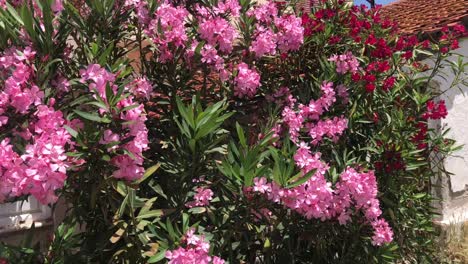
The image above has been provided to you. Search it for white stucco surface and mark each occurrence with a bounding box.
[432,37,468,224]
[438,38,468,193]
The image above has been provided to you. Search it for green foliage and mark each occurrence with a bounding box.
[0,0,466,263]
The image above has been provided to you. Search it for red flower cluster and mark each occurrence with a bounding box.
[413,100,448,149]
[422,100,448,120]
[412,121,428,150]
[439,24,466,54]
[374,145,406,173]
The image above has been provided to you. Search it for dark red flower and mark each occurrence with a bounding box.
[365,34,377,46]
[423,100,447,120]
[402,50,412,60]
[373,112,379,123]
[383,77,396,91]
[420,40,430,49]
[450,39,459,50]
[351,73,361,81]
[365,83,376,93]
[364,74,376,82]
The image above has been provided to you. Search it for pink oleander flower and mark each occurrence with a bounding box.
[234,63,261,98]
[80,64,117,101]
[328,52,360,74]
[186,187,214,208]
[306,116,348,145]
[99,129,120,151]
[251,144,393,246]
[198,17,238,53]
[81,66,149,182]
[146,3,188,62]
[247,2,278,23]
[250,28,277,58]
[165,229,225,264]
[274,15,304,53]
[0,47,84,204]
[317,81,336,110]
[0,47,44,114]
[129,76,152,100]
[51,0,64,13]
[125,0,149,24]
[371,219,394,246]
[201,44,221,65]
[336,84,349,104]
[213,0,240,17]
[52,75,71,93]
[282,106,303,143]
[253,177,271,194]
[110,154,145,181]
[16,105,77,204]
[118,99,149,167]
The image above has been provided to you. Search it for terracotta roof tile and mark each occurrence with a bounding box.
[380,0,468,35]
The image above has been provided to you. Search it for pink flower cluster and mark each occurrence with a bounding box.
[234,63,261,98]
[80,64,117,101]
[198,44,231,81]
[186,187,214,208]
[166,229,225,264]
[198,17,238,54]
[252,144,393,246]
[274,15,304,53]
[248,2,304,57]
[0,47,43,115]
[195,0,241,18]
[0,103,80,204]
[371,219,394,246]
[275,78,393,246]
[282,81,343,143]
[80,65,149,181]
[129,76,152,100]
[146,3,189,62]
[247,2,278,24]
[306,117,348,145]
[328,52,360,74]
[250,28,277,58]
[125,0,149,24]
[0,47,82,204]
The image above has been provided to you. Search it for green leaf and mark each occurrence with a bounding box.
[20,6,35,41]
[188,207,207,214]
[63,125,78,138]
[176,97,195,128]
[236,122,247,148]
[413,193,426,199]
[286,169,316,188]
[147,250,166,263]
[5,3,24,26]
[137,210,164,219]
[73,110,108,123]
[135,163,160,184]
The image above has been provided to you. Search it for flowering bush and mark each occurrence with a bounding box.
[0,0,466,263]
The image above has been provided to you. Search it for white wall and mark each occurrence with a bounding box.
[432,38,468,224]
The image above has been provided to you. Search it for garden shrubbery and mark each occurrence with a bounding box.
[0,0,467,263]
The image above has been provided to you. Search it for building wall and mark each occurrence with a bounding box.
[432,37,468,225]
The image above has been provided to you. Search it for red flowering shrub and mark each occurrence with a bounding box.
[0,0,466,263]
